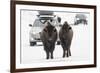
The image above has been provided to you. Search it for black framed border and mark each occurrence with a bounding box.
[10,0,97,73]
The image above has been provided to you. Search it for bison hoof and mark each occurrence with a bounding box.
[69,54,71,56]
[66,55,69,57]
[63,55,65,58]
[51,56,53,59]
[63,54,66,58]
[46,57,49,59]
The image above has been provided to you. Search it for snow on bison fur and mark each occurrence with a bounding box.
[59,21,73,58]
[40,21,57,59]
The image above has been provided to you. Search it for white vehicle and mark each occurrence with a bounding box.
[29,11,62,46]
[74,14,87,25]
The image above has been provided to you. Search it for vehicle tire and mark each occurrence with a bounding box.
[84,20,87,25]
[77,20,80,24]
[74,22,77,25]
[57,41,60,45]
[30,42,36,46]
[74,21,78,25]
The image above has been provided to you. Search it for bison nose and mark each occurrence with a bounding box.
[48,38,52,43]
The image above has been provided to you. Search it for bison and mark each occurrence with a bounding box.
[40,21,58,59]
[59,21,73,58]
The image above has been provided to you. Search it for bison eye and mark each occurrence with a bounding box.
[53,28,56,32]
[44,28,47,32]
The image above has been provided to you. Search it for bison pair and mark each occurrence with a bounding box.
[40,21,73,59]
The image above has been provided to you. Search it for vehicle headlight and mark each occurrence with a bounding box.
[29,33,35,40]
[30,37,34,41]
[76,18,80,20]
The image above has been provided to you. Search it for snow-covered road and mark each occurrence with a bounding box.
[21,25,93,65]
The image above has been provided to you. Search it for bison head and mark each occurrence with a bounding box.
[62,21,71,32]
[43,21,57,43]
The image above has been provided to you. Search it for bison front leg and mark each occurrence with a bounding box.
[63,50,66,58]
[67,41,72,57]
[66,49,71,57]
[50,45,55,59]
[69,49,71,56]
[51,51,54,59]
[45,51,49,59]
[66,49,70,57]
[66,50,69,57]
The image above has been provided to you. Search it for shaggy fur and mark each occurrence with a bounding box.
[59,21,73,57]
[40,22,57,59]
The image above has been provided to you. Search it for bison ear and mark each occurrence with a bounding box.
[68,27,72,30]
[44,28,47,32]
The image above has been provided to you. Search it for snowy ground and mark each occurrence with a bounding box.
[21,24,94,65]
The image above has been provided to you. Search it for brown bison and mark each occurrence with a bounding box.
[40,21,58,59]
[59,21,73,58]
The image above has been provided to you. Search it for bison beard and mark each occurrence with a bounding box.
[40,22,57,59]
[59,21,73,58]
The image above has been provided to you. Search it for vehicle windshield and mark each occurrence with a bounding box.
[32,16,61,27]
[75,14,86,20]
[33,19,45,27]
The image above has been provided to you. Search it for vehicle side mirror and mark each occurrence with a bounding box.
[29,24,32,27]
